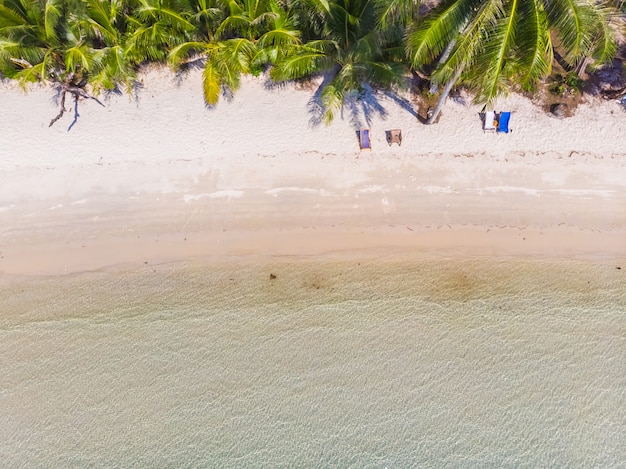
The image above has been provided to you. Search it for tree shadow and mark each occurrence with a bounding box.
[130,80,144,106]
[305,77,391,129]
[380,90,419,119]
[50,85,63,107]
[306,72,336,127]
[262,75,291,92]
[343,86,388,129]
[102,86,124,102]
[101,78,142,107]
[173,59,205,91]
[449,88,468,106]
[67,95,80,132]
[65,93,105,132]
[175,57,205,74]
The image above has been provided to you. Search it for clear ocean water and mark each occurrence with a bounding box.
[1,256,624,467]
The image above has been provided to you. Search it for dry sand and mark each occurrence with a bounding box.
[1,67,625,276]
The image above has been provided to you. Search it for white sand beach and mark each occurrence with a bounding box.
[1,67,625,275]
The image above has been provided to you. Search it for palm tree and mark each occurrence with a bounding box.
[0,0,67,84]
[168,0,301,105]
[124,0,196,63]
[377,0,420,31]
[80,0,138,93]
[0,0,110,124]
[407,0,621,124]
[185,0,227,41]
[270,0,413,124]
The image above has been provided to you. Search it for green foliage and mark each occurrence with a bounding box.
[548,71,583,96]
[0,0,622,119]
[0,0,138,91]
[406,0,621,108]
[270,0,412,122]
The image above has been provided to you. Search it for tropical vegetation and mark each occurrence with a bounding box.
[0,0,623,126]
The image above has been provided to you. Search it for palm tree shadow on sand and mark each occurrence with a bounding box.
[305,73,334,127]
[344,86,388,129]
[380,90,419,120]
[304,72,419,129]
[307,76,421,129]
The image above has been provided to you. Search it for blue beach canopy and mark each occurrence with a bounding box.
[497,112,511,133]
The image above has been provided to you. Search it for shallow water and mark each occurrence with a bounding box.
[1,256,625,467]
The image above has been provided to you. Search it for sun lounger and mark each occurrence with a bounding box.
[497,112,511,133]
[388,129,402,146]
[483,111,496,132]
[359,129,371,150]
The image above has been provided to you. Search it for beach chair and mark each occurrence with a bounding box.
[388,129,402,146]
[483,111,496,132]
[359,129,371,150]
[497,112,511,133]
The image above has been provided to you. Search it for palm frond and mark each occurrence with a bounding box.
[14,60,45,85]
[202,58,221,104]
[474,0,518,103]
[545,0,591,64]
[90,45,135,92]
[585,3,618,65]
[406,0,476,69]
[167,40,207,66]
[0,38,44,71]
[269,43,330,80]
[222,37,256,72]
[301,0,332,16]
[84,0,120,44]
[250,10,278,28]
[364,60,406,88]
[0,3,28,28]
[43,0,62,42]
[215,14,251,38]
[135,0,195,30]
[319,80,343,125]
[258,28,301,48]
[350,30,382,64]
[334,61,360,91]
[517,0,551,90]
[376,0,419,30]
[430,0,500,86]
[65,44,92,73]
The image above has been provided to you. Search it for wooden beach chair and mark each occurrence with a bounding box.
[483,110,497,132]
[497,112,511,133]
[387,129,402,146]
[359,129,372,150]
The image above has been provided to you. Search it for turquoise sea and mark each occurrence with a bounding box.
[1,256,625,467]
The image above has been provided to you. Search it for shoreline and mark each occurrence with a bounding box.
[2,203,625,276]
[1,68,625,276]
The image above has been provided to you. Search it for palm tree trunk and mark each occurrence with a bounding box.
[427,66,463,125]
[429,38,457,94]
[576,56,591,79]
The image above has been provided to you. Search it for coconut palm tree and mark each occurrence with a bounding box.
[377,0,420,30]
[0,0,68,84]
[124,0,196,63]
[185,0,227,41]
[168,0,301,105]
[80,0,138,93]
[270,0,413,124]
[407,0,621,124]
[0,0,116,124]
